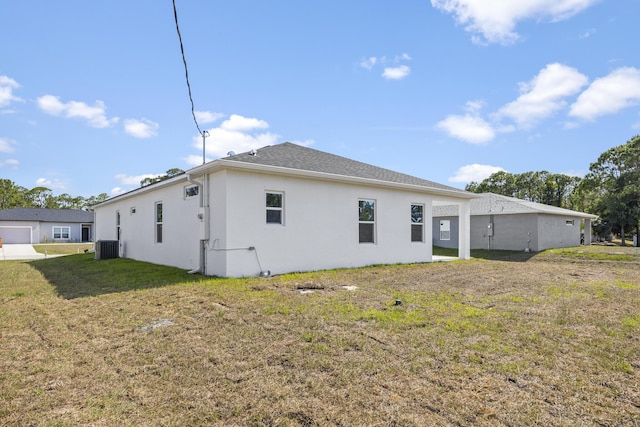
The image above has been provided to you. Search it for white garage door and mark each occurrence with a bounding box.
[0,227,31,244]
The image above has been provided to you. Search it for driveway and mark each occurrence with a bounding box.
[0,244,57,260]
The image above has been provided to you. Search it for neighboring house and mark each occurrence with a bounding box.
[0,208,94,244]
[432,193,598,252]
[93,142,475,278]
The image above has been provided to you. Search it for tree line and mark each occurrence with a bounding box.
[0,179,108,211]
[466,135,640,245]
[0,168,186,212]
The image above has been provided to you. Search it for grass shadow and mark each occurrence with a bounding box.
[470,249,539,262]
[29,252,199,299]
[433,246,538,262]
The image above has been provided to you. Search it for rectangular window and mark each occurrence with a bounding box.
[440,220,450,241]
[266,192,283,224]
[566,219,574,225]
[155,202,163,243]
[53,226,70,239]
[185,184,199,199]
[411,204,424,242]
[359,199,375,243]
[116,211,121,240]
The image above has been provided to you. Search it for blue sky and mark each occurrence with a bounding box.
[1,0,639,197]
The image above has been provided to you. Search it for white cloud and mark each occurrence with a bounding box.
[431,0,598,45]
[183,154,209,167]
[37,94,119,128]
[192,114,280,160]
[0,159,19,169]
[195,111,225,124]
[360,57,378,70]
[35,177,67,190]
[569,67,640,121]
[110,187,125,196]
[114,173,161,186]
[0,75,23,108]
[124,118,159,139]
[449,164,506,183]
[360,54,411,80]
[497,63,588,128]
[0,137,17,153]
[579,28,595,39]
[436,114,496,144]
[220,114,269,132]
[382,65,411,80]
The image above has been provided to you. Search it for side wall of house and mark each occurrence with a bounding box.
[537,214,581,250]
[433,214,541,251]
[206,170,435,277]
[94,180,201,271]
[485,214,539,251]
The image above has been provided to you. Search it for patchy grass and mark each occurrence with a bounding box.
[33,243,94,255]
[1,249,639,426]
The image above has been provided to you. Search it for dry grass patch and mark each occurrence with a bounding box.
[1,248,639,426]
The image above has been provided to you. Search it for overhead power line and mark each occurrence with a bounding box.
[172,0,204,136]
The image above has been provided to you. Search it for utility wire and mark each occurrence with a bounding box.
[172,0,204,136]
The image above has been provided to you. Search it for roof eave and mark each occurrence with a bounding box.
[191,159,476,199]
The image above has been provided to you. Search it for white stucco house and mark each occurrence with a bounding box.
[93,143,476,277]
[0,208,94,244]
[432,193,598,252]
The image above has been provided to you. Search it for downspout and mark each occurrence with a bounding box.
[187,174,205,274]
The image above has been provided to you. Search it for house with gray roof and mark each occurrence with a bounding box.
[93,142,476,277]
[0,208,94,244]
[432,193,597,252]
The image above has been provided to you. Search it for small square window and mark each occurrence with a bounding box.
[185,184,199,198]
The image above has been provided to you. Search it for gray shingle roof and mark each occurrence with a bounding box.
[224,142,466,193]
[0,208,94,223]
[433,193,597,218]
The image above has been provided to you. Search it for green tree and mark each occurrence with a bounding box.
[0,179,28,209]
[467,170,580,208]
[579,135,640,245]
[140,168,185,187]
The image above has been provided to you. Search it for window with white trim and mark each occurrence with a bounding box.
[358,199,375,243]
[266,192,283,224]
[53,226,70,239]
[185,184,199,199]
[155,202,163,243]
[116,211,121,240]
[411,204,424,242]
[440,220,450,241]
[566,219,574,225]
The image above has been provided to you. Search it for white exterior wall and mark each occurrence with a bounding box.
[206,170,435,277]
[94,179,201,271]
